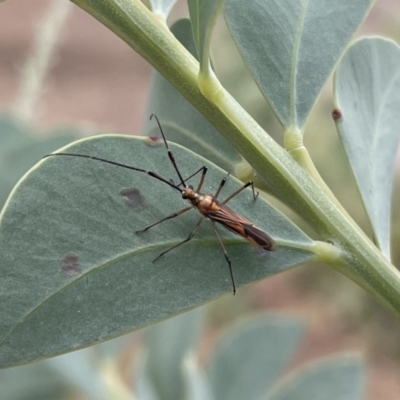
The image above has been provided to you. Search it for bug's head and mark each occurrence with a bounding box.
[182,185,195,200]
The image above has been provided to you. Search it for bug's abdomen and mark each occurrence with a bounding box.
[243,224,276,251]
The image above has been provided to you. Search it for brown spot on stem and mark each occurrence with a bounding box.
[332,108,342,121]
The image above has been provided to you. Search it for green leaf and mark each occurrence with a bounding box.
[0,361,67,400]
[135,363,159,400]
[182,351,214,400]
[187,0,223,73]
[334,37,400,260]
[138,307,206,400]
[47,349,109,400]
[0,113,35,155]
[144,19,243,173]
[207,316,304,400]
[0,135,314,367]
[147,0,177,19]
[0,132,80,208]
[265,355,364,400]
[224,0,374,129]
[0,113,82,209]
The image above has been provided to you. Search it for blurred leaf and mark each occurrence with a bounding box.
[136,358,160,400]
[334,37,400,260]
[0,113,82,208]
[138,307,206,400]
[187,0,223,72]
[144,19,243,173]
[147,0,177,19]
[0,133,80,207]
[0,113,35,155]
[47,349,110,400]
[182,351,214,400]
[0,361,67,400]
[224,0,374,129]
[95,332,136,359]
[0,135,314,367]
[207,316,305,400]
[265,355,364,400]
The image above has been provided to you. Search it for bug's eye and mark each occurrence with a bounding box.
[182,191,187,199]
[188,185,194,190]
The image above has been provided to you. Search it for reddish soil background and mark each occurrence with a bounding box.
[1,1,400,399]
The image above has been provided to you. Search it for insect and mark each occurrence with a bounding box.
[43,115,276,294]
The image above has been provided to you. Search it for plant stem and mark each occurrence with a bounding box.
[71,0,400,319]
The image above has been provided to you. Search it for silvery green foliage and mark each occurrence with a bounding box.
[224,0,374,129]
[134,312,364,400]
[1,312,364,400]
[334,38,400,260]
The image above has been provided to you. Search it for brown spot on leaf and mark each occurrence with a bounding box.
[145,135,163,147]
[332,108,342,121]
[119,187,145,210]
[62,253,81,276]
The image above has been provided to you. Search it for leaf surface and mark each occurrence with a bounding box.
[0,135,314,367]
[208,316,304,400]
[334,38,400,260]
[187,0,223,72]
[144,19,243,172]
[224,0,374,128]
[137,307,205,400]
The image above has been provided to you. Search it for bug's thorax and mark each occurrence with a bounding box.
[182,186,219,215]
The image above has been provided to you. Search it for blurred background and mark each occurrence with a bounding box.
[1,0,400,399]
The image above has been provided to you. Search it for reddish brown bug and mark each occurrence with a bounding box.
[44,114,276,294]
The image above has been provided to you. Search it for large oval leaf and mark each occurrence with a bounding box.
[224,0,374,129]
[334,38,400,260]
[0,135,314,367]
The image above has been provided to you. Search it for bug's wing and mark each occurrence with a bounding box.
[207,202,276,251]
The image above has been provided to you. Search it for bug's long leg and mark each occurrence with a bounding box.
[153,217,203,262]
[174,166,208,188]
[195,166,208,192]
[150,114,186,187]
[210,221,236,295]
[214,173,230,199]
[42,153,182,193]
[136,206,193,233]
[222,181,258,204]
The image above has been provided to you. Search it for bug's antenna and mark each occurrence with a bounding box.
[42,153,182,192]
[150,114,186,187]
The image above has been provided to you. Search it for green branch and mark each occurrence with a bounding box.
[71,0,400,318]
